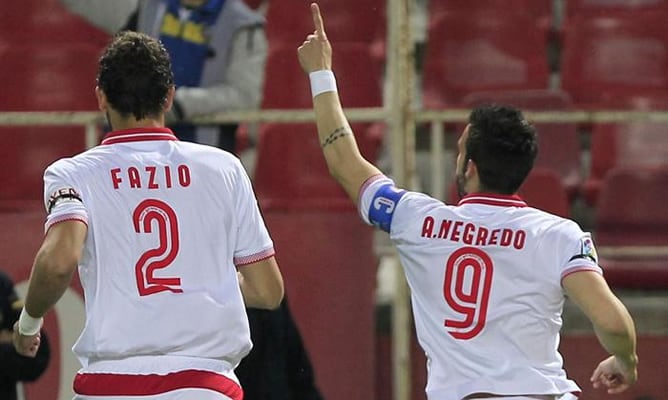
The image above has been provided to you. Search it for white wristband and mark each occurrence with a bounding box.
[309,70,337,98]
[18,308,43,336]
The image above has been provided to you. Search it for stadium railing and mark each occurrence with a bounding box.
[2,106,668,266]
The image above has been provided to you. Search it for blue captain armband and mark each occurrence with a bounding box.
[368,184,406,233]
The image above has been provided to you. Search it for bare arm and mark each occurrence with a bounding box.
[297,3,382,203]
[14,221,86,357]
[238,256,284,310]
[562,271,638,393]
[24,221,87,318]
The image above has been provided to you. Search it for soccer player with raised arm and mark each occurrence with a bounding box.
[13,31,283,400]
[297,4,638,399]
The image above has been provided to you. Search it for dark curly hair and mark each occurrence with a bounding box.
[97,31,174,120]
[465,105,538,194]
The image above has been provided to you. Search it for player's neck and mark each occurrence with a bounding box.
[108,113,166,132]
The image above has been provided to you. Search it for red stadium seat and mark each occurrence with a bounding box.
[429,0,553,30]
[253,123,381,208]
[583,98,668,206]
[462,90,582,199]
[0,44,102,111]
[265,0,385,49]
[0,0,108,45]
[446,168,571,218]
[560,11,668,107]
[261,208,377,400]
[600,258,668,289]
[0,126,87,203]
[594,166,668,246]
[261,45,311,109]
[261,43,384,109]
[518,168,571,218]
[593,166,668,289]
[423,12,551,107]
[566,0,668,18]
[254,123,347,207]
[0,43,100,202]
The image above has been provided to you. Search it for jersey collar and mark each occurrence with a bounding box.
[101,127,178,145]
[457,193,527,208]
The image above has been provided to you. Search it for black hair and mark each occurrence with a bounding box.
[466,105,538,194]
[97,31,174,120]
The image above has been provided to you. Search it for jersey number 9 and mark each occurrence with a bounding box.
[443,247,493,340]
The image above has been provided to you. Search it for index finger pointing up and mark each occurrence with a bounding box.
[311,3,326,37]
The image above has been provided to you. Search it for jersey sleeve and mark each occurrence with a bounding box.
[232,163,275,267]
[558,221,602,282]
[43,160,89,232]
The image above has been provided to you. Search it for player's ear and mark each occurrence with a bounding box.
[95,86,107,113]
[465,159,477,178]
[163,85,176,113]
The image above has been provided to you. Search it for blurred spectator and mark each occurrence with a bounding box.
[59,0,268,152]
[0,271,50,400]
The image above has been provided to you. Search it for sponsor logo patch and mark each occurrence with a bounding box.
[580,235,598,264]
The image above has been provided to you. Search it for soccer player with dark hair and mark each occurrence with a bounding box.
[14,31,284,400]
[297,4,638,399]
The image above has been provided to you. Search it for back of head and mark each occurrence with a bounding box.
[466,105,538,194]
[97,31,174,121]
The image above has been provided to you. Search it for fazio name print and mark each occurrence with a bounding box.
[110,165,191,190]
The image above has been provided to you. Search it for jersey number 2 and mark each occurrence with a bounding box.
[133,199,183,296]
[443,247,493,340]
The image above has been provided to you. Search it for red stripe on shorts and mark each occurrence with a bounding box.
[73,369,243,399]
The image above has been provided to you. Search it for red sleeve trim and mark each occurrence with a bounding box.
[234,248,276,267]
[560,265,603,283]
[45,215,88,233]
[357,173,388,211]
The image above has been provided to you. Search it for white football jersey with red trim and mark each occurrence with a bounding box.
[359,175,600,400]
[43,128,274,368]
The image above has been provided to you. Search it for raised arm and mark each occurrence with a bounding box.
[297,3,382,204]
[562,271,638,394]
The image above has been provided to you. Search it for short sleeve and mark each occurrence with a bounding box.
[559,222,602,282]
[43,161,89,232]
[232,163,275,266]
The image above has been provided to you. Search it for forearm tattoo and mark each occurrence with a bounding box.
[321,127,352,148]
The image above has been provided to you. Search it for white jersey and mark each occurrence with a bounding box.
[43,128,274,370]
[359,175,601,400]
